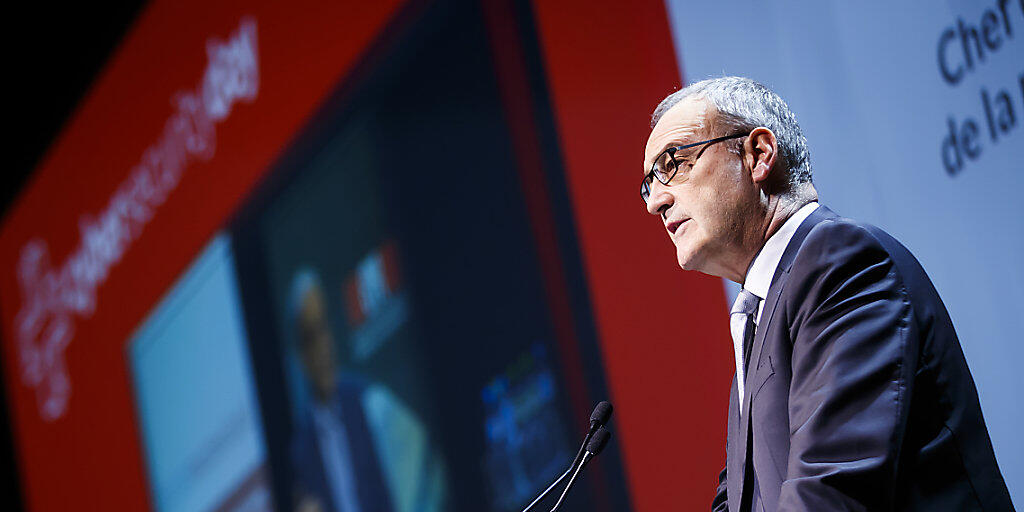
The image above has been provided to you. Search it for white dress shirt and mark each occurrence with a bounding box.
[743,202,819,323]
[733,202,819,408]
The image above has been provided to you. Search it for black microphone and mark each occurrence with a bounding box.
[590,401,613,428]
[520,401,613,512]
[549,426,611,512]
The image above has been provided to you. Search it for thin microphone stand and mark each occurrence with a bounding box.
[520,427,595,512]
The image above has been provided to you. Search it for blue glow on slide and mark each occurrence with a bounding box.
[128,234,270,512]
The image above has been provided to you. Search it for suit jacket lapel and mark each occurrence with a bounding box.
[734,205,836,505]
[735,270,786,508]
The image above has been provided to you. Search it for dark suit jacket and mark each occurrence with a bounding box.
[292,377,394,512]
[712,206,1013,511]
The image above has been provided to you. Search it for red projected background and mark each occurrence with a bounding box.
[0,1,731,510]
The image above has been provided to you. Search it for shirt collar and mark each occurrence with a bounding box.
[743,202,819,299]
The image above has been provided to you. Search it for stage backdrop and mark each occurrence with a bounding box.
[1,0,702,510]
[2,0,1019,510]
[664,0,1024,506]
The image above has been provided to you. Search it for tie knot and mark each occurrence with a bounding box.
[731,288,761,316]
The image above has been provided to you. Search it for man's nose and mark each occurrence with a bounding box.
[645,180,672,217]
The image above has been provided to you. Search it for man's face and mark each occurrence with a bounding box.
[297,286,337,402]
[643,97,759,278]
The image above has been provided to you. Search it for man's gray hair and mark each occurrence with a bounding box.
[651,76,812,188]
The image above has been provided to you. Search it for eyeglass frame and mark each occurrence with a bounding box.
[641,131,749,203]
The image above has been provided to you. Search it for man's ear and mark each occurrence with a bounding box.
[744,127,778,184]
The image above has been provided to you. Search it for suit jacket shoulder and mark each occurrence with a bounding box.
[736,206,1013,511]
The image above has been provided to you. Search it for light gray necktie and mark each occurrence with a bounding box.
[730,289,761,413]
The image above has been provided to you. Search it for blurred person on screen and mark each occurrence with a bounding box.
[641,77,1011,511]
[288,268,446,512]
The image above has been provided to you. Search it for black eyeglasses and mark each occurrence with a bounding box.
[641,132,748,203]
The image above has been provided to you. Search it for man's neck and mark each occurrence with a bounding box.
[761,197,806,247]
[731,193,814,283]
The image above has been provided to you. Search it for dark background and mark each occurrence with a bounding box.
[2,2,628,510]
[3,3,148,508]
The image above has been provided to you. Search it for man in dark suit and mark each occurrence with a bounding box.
[287,268,447,512]
[289,269,394,512]
[641,77,1013,511]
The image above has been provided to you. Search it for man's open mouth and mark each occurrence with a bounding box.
[667,218,688,235]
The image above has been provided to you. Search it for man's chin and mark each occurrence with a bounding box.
[675,245,717,276]
[675,247,700,272]
[677,252,730,280]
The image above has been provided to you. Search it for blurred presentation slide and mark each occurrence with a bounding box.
[128,234,271,512]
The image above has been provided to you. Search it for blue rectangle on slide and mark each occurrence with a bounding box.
[128,234,271,512]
